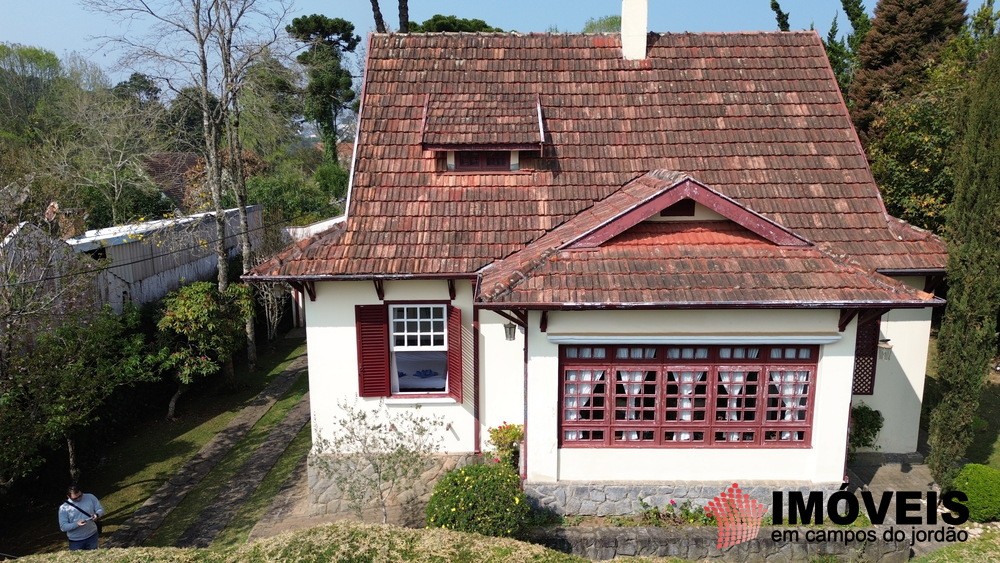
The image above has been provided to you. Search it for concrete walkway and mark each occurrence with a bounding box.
[106,345,309,548]
[847,452,946,558]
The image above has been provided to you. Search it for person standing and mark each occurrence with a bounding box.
[58,484,104,550]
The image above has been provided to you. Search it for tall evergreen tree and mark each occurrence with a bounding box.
[842,0,873,54]
[824,15,853,94]
[849,0,967,140]
[927,43,1000,490]
[770,0,791,31]
[286,15,360,157]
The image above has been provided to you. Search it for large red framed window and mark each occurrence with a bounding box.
[560,344,818,448]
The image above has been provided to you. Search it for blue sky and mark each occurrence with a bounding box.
[1,0,989,79]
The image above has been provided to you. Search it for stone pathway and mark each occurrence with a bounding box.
[847,452,947,558]
[175,392,311,547]
[106,347,308,548]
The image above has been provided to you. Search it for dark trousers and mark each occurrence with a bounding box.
[68,532,98,550]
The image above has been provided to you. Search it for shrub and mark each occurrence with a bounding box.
[487,422,524,469]
[426,461,530,537]
[849,402,884,459]
[953,464,1000,522]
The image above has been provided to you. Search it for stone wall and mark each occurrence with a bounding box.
[307,452,478,526]
[525,481,842,516]
[527,526,909,562]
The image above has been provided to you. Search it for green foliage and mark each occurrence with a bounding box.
[247,164,339,226]
[163,87,220,152]
[842,0,873,54]
[487,422,524,469]
[849,402,884,458]
[849,0,967,139]
[0,306,151,486]
[286,15,359,148]
[581,15,620,33]
[313,159,349,201]
[0,43,62,143]
[639,499,716,526]
[770,0,790,32]
[928,43,1000,490]
[426,462,530,538]
[155,282,253,385]
[824,15,853,95]
[314,400,443,524]
[238,52,303,158]
[411,14,503,32]
[868,90,955,232]
[953,464,1000,522]
[867,3,998,233]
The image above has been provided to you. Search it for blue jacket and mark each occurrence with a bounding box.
[59,493,104,541]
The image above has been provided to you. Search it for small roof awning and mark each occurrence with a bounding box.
[421,93,544,150]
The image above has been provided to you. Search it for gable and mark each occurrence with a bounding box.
[567,175,809,249]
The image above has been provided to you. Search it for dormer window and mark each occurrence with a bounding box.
[422,93,545,173]
[456,151,510,171]
[448,150,521,172]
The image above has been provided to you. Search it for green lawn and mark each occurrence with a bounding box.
[914,529,1000,562]
[144,374,309,547]
[1,338,307,557]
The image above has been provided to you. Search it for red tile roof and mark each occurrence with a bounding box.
[477,171,935,307]
[422,94,542,148]
[249,31,946,308]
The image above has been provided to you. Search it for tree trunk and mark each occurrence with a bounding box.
[398,0,409,33]
[166,381,188,420]
[369,0,388,32]
[67,436,80,483]
[224,357,237,389]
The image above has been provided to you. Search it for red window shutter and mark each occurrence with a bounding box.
[356,304,390,397]
[852,314,881,395]
[447,305,464,403]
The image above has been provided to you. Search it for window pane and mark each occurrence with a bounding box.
[394,351,447,392]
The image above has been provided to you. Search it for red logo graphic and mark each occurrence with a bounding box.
[705,483,768,549]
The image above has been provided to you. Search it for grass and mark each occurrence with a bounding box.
[914,529,1000,562]
[211,424,311,549]
[144,373,309,546]
[15,521,589,562]
[1,337,307,557]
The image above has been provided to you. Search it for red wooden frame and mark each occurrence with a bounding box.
[559,344,818,449]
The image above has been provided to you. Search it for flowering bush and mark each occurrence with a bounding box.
[425,462,530,537]
[487,422,524,469]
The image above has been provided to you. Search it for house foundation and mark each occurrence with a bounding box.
[524,481,843,516]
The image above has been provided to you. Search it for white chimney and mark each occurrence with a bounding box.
[621,0,648,60]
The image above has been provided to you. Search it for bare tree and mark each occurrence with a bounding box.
[38,57,164,226]
[84,0,293,371]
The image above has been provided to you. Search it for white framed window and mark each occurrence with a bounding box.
[390,304,448,393]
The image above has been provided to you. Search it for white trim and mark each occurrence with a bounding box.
[546,334,843,345]
[383,397,457,406]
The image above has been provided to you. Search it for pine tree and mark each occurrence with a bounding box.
[770,0,791,31]
[849,0,967,140]
[927,43,1000,490]
[824,15,854,94]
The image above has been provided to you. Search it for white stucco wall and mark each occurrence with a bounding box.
[852,276,935,454]
[524,309,856,484]
[479,310,527,434]
[304,280,477,454]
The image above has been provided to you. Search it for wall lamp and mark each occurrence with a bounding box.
[504,321,517,341]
